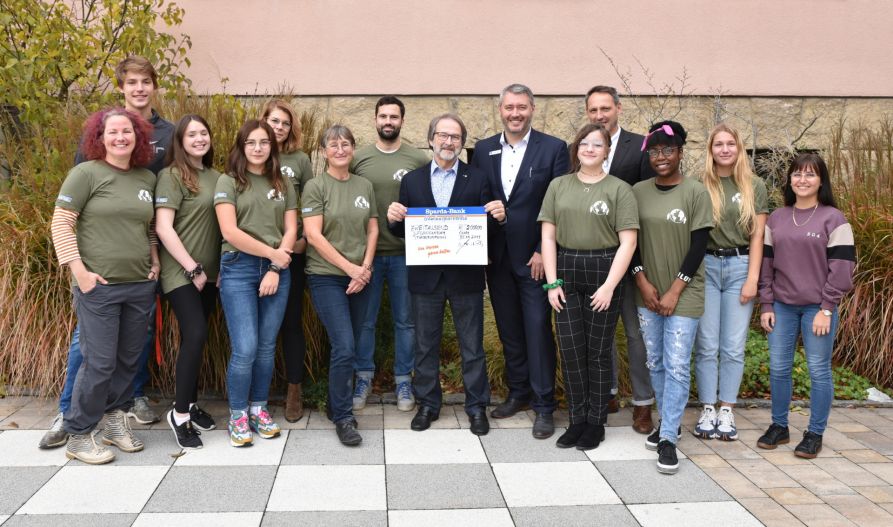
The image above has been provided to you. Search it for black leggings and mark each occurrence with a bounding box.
[281,253,307,384]
[166,282,218,413]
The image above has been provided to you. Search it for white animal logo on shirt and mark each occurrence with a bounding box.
[666,209,687,224]
[281,166,296,180]
[354,196,370,209]
[267,189,284,201]
[589,201,610,215]
[137,189,153,202]
[393,169,410,182]
[731,192,742,204]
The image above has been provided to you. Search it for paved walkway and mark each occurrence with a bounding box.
[1,397,892,526]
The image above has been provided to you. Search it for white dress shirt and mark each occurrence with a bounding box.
[604,127,622,174]
[499,129,531,200]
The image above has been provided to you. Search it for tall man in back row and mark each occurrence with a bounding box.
[471,84,569,439]
[351,96,429,412]
[585,85,656,433]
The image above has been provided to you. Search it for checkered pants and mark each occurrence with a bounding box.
[556,248,623,425]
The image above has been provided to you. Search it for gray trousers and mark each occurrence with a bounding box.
[412,279,490,415]
[611,274,655,406]
[64,281,155,435]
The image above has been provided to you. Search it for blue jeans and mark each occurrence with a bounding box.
[638,309,700,444]
[694,254,753,405]
[355,254,415,383]
[308,274,373,424]
[219,252,291,411]
[768,302,838,435]
[60,305,155,414]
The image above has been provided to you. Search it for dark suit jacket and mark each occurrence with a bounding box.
[608,128,657,186]
[470,128,569,276]
[389,160,493,295]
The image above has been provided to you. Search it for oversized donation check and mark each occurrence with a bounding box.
[404,207,488,265]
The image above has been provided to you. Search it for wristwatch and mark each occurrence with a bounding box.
[268,264,283,274]
[821,309,833,316]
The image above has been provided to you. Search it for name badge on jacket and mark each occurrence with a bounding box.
[489,149,501,156]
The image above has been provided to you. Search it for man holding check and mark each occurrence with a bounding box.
[387,113,505,436]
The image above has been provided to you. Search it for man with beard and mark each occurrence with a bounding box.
[351,96,429,412]
[387,113,505,435]
[470,84,569,439]
[585,85,657,434]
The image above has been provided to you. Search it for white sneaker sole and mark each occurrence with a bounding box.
[66,449,115,465]
[657,460,679,474]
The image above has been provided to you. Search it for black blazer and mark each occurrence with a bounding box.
[608,128,656,186]
[470,128,569,276]
[389,161,493,295]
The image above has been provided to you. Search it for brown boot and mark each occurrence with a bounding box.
[632,405,653,434]
[285,383,304,423]
[607,398,620,414]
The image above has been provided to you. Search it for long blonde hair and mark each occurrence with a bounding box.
[701,123,757,233]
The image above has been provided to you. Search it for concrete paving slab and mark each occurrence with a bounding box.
[280,429,383,465]
[492,461,621,507]
[386,464,503,510]
[143,465,276,513]
[596,459,730,504]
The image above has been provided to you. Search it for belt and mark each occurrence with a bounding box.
[706,246,749,257]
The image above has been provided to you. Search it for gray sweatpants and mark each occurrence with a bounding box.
[63,281,155,435]
[611,274,656,406]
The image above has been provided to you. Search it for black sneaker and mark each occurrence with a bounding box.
[336,420,362,446]
[656,440,679,474]
[189,404,217,431]
[794,431,823,459]
[167,410,203,450]
[556,423,586,449]
[645,421,682,451]
[756,423,790,450]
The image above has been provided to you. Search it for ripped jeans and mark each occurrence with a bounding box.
[638,308,700,444]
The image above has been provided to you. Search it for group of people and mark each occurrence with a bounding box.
[44,56,855,476]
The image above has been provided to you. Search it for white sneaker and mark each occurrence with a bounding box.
[38,412,69,449]
[715,406,739,441]
[352,376,372,411]
[395,381,415,412]
[693,404,717,439]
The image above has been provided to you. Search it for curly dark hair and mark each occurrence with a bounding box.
[80,107,154,168]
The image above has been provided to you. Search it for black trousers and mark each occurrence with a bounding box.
[167,282,218,413]
[555,248,623,425]
[487,256,556,413]
[281,253,307,384]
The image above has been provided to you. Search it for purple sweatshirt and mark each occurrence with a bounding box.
[759,204,855,313]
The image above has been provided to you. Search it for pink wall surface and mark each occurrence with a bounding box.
[173,0,892,97]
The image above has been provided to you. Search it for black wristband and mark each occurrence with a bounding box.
[268,263,283,274]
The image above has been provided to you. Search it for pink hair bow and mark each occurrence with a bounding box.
[640,124,674,151]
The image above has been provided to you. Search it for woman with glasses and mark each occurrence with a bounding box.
[261,99,313,423]
[756,153,854,459]
[303,125,378,446]
[214,119,298,447]
[539,123,638,451]
[692,124,769,442]
[155,114,222,449]
[632,120,713,475]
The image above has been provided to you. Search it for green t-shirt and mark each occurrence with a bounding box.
[537,174,639,249]
[55,160,156,286]
[279,150,314,195]
[155,166,222,294]
[213,172,298,253]
[351,144,429,256]
[279,150,314,240]
[633,177,714,318]
[302,172,378,276]
[706,175,769,250]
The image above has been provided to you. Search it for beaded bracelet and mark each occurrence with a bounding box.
[542,279,564,290]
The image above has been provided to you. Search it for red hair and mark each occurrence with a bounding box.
[80,107,154,168]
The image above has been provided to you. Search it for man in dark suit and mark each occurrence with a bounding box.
[470,84,569,439]
[585,85,656,434]
[387,113,506,436]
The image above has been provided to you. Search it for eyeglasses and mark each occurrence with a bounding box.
[579,141,606,150]
[325,141,353,152]
[646,146,678,158]
[791,171,818,179]
[433,132,462,143]
[268,117,291,129]
[244,140,272,149]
